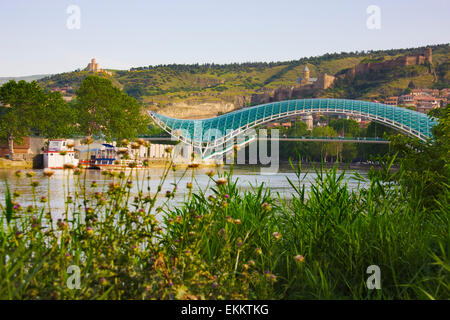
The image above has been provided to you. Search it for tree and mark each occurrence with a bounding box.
[278,121,311,161]
[387,104,450,208]
[124,83,145,100]
[356,121,393,161]
[147,124,167,137]
[329,118,361,137]
[341,143,357,162]
[366,121,395,138]
[310,126,338,162]
[292,121,310,136]
[36,91,78,139]
[0,81,83,157]
[408,80,416,89]
[75,76,150,141]
[0,80,46,156]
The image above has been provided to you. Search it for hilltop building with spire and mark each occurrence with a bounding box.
[296,65,336,90]
[84,58,112,76]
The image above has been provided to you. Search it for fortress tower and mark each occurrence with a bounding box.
[84,58,112,75]
[302,66,310,85]
[425,47,432,64]
[86,58,100,72]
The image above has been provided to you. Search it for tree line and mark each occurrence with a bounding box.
[0,76,150,155]
[271,118,395,162]
[128,44,448,74]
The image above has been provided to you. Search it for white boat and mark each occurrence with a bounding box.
[43,139,79,169]
[76,143,118,168]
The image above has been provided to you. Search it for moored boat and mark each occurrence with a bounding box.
[43,139,79,169]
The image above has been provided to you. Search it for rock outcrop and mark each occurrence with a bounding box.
[158,101,237,119]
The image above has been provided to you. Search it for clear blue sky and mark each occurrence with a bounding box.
[0,0,448,77]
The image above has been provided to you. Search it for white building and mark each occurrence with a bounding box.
[302,114,313,131]
[43,139,79,169]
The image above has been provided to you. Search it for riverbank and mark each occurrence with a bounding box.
[0,157,219,170]
[84,159,219,170]
[0,158,33,169]
[0,159,382,171]
[279,160,389,170]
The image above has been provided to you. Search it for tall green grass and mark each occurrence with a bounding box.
[0,157,448,299]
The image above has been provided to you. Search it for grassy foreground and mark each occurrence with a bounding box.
[0,155,448,300]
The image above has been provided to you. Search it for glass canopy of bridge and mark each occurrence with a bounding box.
[150,99,437,145]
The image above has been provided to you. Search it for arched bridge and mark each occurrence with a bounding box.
[148,98,437,159]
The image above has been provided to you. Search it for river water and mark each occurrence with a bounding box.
[0,165,369,220]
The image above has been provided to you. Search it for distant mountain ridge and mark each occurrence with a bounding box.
[0,74,51,85]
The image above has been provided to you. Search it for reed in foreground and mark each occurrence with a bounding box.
[0,158,448,299]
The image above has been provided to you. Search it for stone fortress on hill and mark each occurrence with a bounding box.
[342,47,432,77]
[85,58,112,76]
[250,66,336,105]
[297,66,336,91]
[48,58,112,100]
[249,48,433,106]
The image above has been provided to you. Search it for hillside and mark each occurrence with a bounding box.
[37,44,449,118]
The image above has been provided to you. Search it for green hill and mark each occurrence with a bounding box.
[37,44,449,115]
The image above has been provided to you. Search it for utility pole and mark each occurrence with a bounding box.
[8,135,14,158]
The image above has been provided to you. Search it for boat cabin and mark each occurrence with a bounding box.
[43,139,79,169]
[76,143,117,168]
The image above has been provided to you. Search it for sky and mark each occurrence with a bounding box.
[0,0,449,77]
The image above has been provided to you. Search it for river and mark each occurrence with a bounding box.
[0,165,370,221]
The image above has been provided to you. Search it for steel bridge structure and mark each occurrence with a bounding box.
[148,98,437,159]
